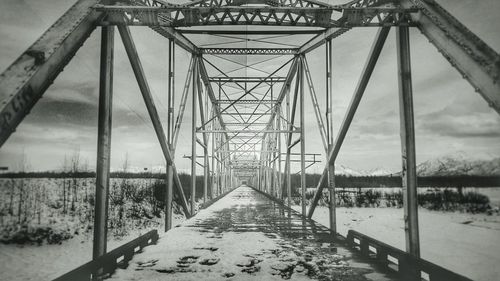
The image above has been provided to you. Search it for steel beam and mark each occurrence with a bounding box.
[117,25,191,217]
[96,5,333,27]
[306,168,327,218]
[0,0,102,147]
[172,165,192,217]
[325,38,336,234]
[307,27,390,222]
[197,58,230,135]
[198,129,299,133]
[299,56,307,217]
[209,77,286,83]
[165,38,175,232]
[121,1,198,53]
[402,0,500,114]
[93,26,114,264]
[191,57,198,215]
[397,25,420,258]
[179,29,323,35]
[165,164,173,231]
[167,39,175,144]
[302,56,327,152]
[185,0,332,8]
[326,26,390,166]
[172,57,194,151]
[216,100,280,104]
[201,48,298,55]
[118,25,174,165]
[201,57,295,127]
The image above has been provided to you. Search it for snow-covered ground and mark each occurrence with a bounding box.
[0,215,184,281]
[296,205,500,281]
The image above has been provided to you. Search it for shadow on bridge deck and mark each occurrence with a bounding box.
[108,186,398,281]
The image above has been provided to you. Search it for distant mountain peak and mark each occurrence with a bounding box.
[416,152,500,176]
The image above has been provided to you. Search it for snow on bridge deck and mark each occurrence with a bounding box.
[109,186,398,281]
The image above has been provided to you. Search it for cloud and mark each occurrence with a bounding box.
[420,111,500,138]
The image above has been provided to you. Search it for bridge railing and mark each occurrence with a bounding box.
[346,230,472,281]
[53,230,159,281]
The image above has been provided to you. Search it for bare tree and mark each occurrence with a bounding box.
[17,150,28,224]
[62,155,68,214]
[8,178,14,215]
[70,148,80,212]
[119,153,129,225]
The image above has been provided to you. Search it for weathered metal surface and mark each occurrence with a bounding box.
[93,25,115,262]
[0,0,102,147]
[401,0,500,114]
[396,25,420,259]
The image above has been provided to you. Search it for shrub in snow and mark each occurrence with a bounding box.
[0,224,73,245]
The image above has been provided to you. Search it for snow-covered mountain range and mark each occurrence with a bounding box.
[336,152,500,176]
[416,154,500,176]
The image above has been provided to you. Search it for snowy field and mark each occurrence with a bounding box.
[296,206,500,281]
[1,180,499,280]
[0,215,185,281]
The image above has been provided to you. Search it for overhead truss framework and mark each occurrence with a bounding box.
[96,1,418,28]
[0,0,499,277]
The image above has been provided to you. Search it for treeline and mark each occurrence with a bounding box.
[1,172,499,188]
[289,174,500,188]
[0,171,167,179]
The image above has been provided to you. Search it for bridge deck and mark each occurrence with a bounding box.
[109,186,398,280]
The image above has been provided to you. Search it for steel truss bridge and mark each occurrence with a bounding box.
[0,0,498,280]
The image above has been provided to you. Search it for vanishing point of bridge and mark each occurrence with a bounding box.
[0,0,499,280]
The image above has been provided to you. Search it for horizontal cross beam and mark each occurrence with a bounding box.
[198,129,299,133]
[209,77,286,83]
[95,5,334,27]
[221,112,273,115]
[216,99,279,104]
[178,29,323,35]
[201,48,298,55]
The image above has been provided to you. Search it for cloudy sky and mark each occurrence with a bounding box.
[0,0,499,173]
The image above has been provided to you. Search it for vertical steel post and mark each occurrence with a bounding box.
[397,25,420,258]
[191,56,198,215]
[165,164,173,230]
[299,56,306,217]
[211,113,216,199]
[326,39,336,234]
[165,39,175,232]
[284,75,291,202]
[326,39,333,144]
[168,39,175,144]
[328,164,336,233]
[277,105,282,199]
[93,26,114,263]
[204,148,208,202]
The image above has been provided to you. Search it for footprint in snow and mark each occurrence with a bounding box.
[137,259,159,267]
[177,255,199,267]
[199,258,220,265]
[194,246,219,252]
